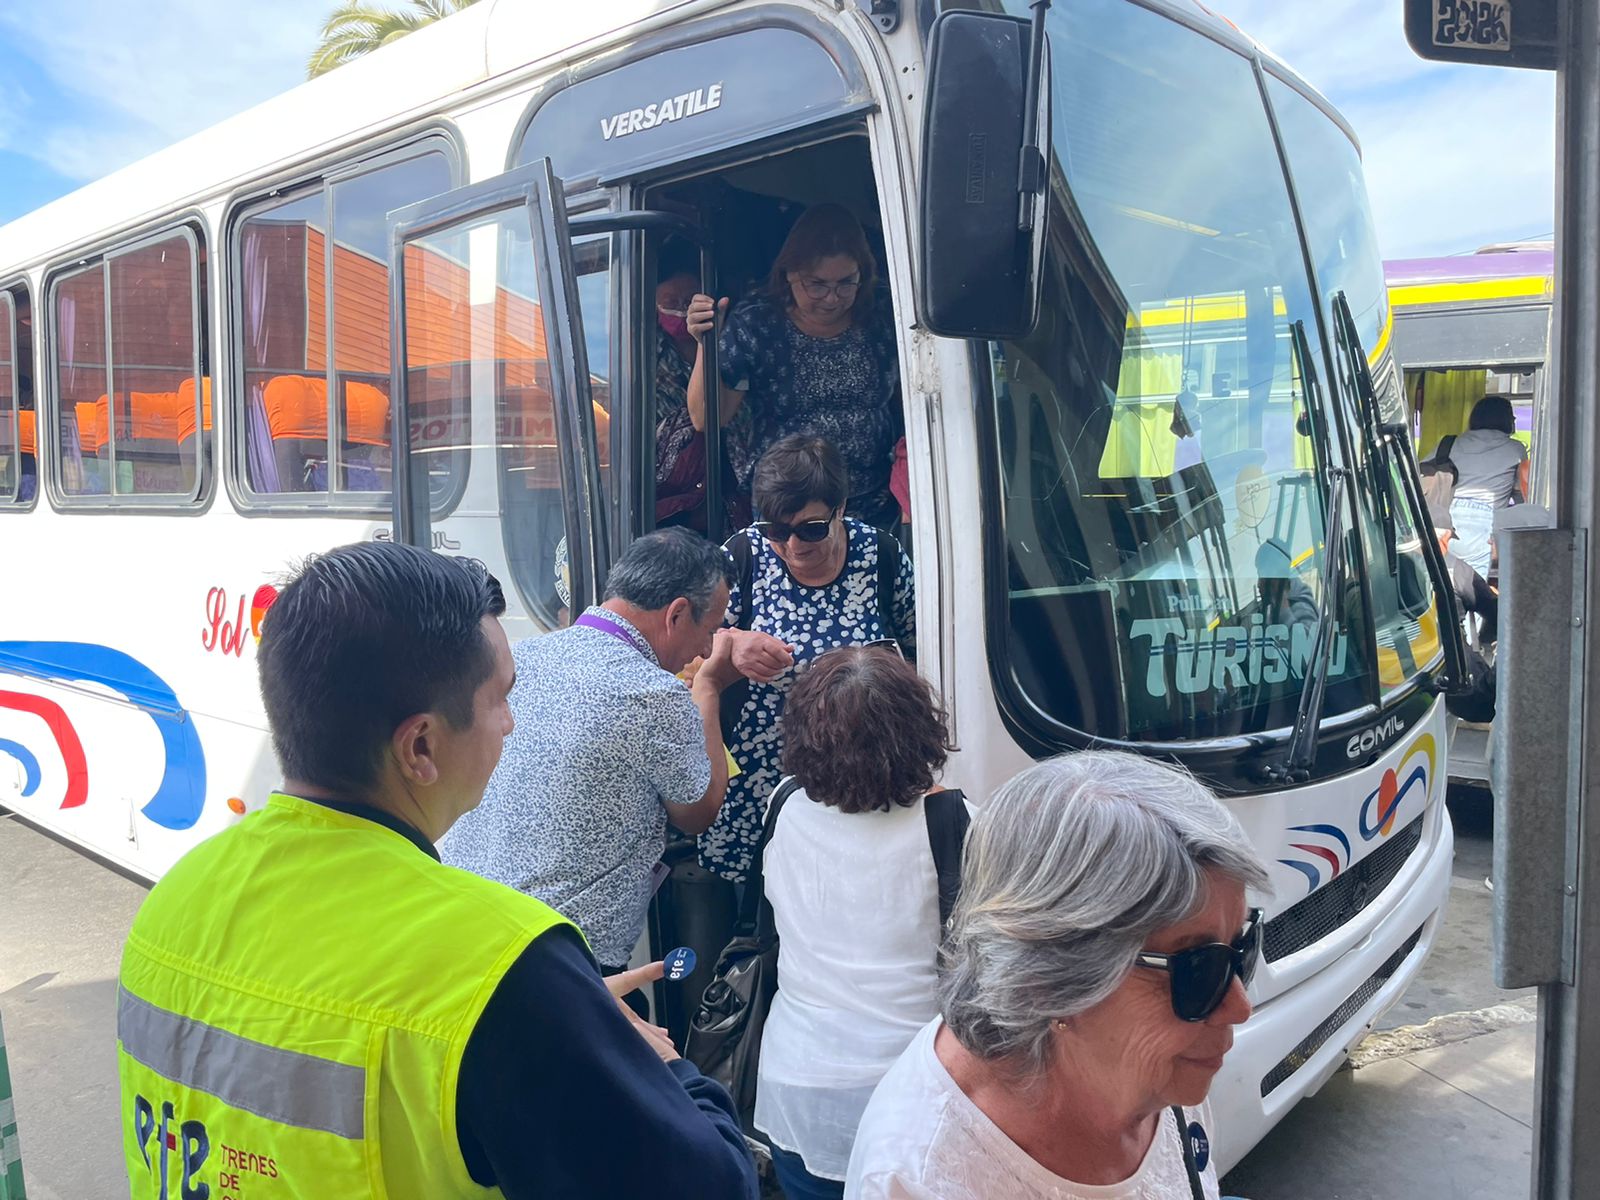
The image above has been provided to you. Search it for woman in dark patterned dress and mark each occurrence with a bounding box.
[686,205,904,531]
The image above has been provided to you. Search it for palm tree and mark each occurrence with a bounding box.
[308,0,480,78]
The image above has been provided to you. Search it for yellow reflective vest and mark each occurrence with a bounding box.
[118,792,573,1199]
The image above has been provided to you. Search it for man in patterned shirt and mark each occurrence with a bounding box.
[442,528,783,977]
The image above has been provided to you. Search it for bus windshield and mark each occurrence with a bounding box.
[985,0,1374,745]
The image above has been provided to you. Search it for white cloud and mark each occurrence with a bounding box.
[0,0,333,183]
[1216,0,1556,257]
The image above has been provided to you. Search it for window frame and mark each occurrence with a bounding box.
[0,278,36,512]
[42,219,209,512]
[222,130,466,516]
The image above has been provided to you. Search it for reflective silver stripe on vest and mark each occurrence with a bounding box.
[117,987,365,1139]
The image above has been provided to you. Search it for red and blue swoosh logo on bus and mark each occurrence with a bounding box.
[1279,733,1436,894]
[0,641,207,831]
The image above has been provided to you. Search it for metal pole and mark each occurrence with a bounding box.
[0,1010,27,1200]
[1527,1,1600,1193]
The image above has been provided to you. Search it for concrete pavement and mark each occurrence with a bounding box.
[0,813,146,1200]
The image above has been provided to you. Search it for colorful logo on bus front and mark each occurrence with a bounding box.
[1278,733,1435,894]
[0,641,207,831]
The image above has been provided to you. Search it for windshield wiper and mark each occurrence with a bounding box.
[1329,291,1472,695]
[1332,292,1400,575]
[1283,465,1350,775]
[1261,322,1344,780]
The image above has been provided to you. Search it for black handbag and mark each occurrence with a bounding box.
[684,777,800,1129]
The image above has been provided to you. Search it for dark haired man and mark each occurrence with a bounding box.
[444,527,783,982]
[117,541,757,1200]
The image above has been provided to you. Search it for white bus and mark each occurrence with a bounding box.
[0,0,1464,1169]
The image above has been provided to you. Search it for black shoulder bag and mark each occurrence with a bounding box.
[684,776,800,1129]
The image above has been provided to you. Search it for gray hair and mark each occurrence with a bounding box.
[603,527,736,621]
[939,751,1270,1081]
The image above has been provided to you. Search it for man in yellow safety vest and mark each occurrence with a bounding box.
[116,541,758,1199]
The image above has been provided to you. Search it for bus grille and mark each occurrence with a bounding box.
[1263,815,1425,962]
[1259,925,1424,1097]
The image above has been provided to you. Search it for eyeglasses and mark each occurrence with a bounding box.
[754,514,835,544]
[795,275,860,302]
[861,637,905,660]
[1135,908,1263,1022]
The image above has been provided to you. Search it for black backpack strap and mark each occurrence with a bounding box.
[719,531,757,741]
[726,530,757,632]
[923,788,970,930]
[873,526,901,638]
[737,775,802,940]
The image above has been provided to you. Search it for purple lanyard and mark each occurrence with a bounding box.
[574,612,647,657]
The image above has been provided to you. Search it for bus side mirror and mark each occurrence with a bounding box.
[918,10,1049,340]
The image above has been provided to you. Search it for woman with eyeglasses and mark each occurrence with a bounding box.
[686,204,904,531]
[846,751,1270,1200]
[696,434,915,891]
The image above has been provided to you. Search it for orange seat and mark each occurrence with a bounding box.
[16,409,33,457]
[76,401,105,454]
[176,377,213,443]
[263,375,390,447]
[79,391,199,455]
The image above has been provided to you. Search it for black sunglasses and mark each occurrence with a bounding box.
[1135,908,1263,1022]
[754,514,835,544]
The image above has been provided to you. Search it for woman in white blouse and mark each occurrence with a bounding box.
[756,645,959,1199]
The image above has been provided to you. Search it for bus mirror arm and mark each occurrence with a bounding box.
[1016,0,1053,234]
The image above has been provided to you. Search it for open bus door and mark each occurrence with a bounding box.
[386,159,609,610]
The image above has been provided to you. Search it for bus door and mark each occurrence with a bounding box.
[386,160,608,629]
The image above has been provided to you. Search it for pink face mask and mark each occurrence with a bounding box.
[657,308,690,340]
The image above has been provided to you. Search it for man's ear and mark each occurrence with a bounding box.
[391,713,440,786]
[664,596,693,632]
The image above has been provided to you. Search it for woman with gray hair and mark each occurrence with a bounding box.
[845,751,1269,1200]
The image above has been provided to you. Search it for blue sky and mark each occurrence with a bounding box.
[0,0,1557,258]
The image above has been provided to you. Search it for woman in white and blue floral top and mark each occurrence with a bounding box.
[699,434,916,883]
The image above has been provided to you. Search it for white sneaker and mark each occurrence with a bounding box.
[1485,876,1495,892]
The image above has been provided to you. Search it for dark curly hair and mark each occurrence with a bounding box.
[782,646,951,813]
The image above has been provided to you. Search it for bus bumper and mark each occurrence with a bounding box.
[1212,799,1455,1174]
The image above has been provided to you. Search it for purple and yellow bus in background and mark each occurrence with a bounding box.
[1386,243,1554,784]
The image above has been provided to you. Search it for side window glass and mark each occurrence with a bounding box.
[486,219,569,628]
[109,235,203,496]
[54,266,110,497]
[52,233,204,502]
[574,235,613,507]
[237,147,455,502]
[0,288,35,505]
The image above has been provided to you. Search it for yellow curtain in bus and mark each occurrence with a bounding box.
[1100,351,1182,477]
[1411,369,1485,457]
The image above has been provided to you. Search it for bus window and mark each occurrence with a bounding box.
[985,0,1371,745]
[51,231,205,503]
[1269,77,1443,689]
[0,286,32,506]
[237,145,455,502]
